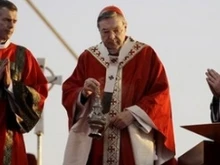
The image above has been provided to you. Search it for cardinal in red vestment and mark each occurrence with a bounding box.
[62,5,176,165]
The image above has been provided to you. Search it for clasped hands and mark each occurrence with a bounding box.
[206,69,220,97]
[83,78,134,129]
[0,59,11,88]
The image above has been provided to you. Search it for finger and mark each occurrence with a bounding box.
[112,116,124,128]
[206,70,218,82]
[206,74,212,82]
[85,79,98,87]
[206,70,214,79]
[82,86,93,96]
[114,121,126,130]
[206,80,218,96]
[109,116,119,128]
[89,81,99,88]
[206,78,215,88]
[86,80,101,94]
[89,78,100,86]
[206,76,215,84]
[84,85,97,94]
[86,78,100,87]
[207,78,219,94]
[210,69,220,76]
[6,63,10,72]
[208,69,220,80]
[207,71,216,80]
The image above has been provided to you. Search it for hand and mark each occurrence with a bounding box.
[4,59,11,87]
[82,78,100,97]
[206,69,220,97]
[110,111,135,130]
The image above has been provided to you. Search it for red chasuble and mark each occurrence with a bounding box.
[62,37,175,165]
[0,43,48,165]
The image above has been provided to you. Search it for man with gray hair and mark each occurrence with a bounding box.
[62,5,176,165]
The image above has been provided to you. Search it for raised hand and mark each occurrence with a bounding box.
[206,69,220,97]
[3,59,11,88]
[82,78,100,97]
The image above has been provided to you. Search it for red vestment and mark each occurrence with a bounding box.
[0,43,48,165]
[62,37,175,165]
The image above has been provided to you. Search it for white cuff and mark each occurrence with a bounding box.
[7,82,13,93]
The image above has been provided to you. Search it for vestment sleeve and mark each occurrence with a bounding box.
[210,96,220,122]
[135,47,175,153]
[62,51,87,129]
[6,48,48,132]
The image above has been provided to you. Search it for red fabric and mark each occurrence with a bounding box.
[27,153,37,165]
[0,43,48,165]
[62,43,175,164]
[99,5,124,17]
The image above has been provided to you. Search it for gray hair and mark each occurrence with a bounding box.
[97,11,127,28]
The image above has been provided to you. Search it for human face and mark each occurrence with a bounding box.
[98,16,126,54]
[0,7,17,43]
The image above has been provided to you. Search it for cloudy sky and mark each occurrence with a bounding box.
[11,0,220,164]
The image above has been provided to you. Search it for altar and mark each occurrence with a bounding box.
[178,123,220,165]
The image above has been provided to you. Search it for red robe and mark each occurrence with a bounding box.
[62,37,175,165]
[0,43,48,165]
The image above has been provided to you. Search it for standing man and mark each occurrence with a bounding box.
[0,1,48,165]
[206,69,220,122]
[62,5,176,165]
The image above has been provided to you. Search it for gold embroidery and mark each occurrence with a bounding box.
[88,39,145,69]
[109,56,118,64]
[103,72,121,165]
[3,131,13,165]
[26,86,41,115]
[118,41,145,68]
[88,45,110,68]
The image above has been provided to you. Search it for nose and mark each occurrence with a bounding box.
[8,23,14,29]
[108,31,116,40]
[8,21,15,29]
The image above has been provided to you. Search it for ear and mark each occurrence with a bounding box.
[123,22,127,30]
[124,25,127,32]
